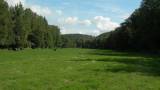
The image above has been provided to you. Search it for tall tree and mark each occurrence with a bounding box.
[12,4,26,49]
[0,0,13,48]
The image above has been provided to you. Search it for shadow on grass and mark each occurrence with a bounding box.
[88,49,160,58]
[97,58,160,76]
[72,50,160,76]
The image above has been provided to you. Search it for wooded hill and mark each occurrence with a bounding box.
[61,34,95,48]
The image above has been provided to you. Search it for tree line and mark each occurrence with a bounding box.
[0,0,60,50]
[104,0,160,52]
[1,0,160,53]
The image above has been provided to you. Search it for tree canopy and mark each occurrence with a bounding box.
[0,0,60,50]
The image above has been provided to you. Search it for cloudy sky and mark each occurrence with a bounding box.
[5,0,141,36]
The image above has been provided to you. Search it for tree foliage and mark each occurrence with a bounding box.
[102,0,160,52]
[0,0,60,50]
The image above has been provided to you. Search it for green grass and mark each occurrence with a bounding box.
[0,48,160,90]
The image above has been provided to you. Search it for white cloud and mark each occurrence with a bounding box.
[80,20,92,26]
[61,16,119,36]
[5,0,25,6]
[30,5,53,16]
[93,16,119,32]
[65,17,79,25]
[64,17,92,26]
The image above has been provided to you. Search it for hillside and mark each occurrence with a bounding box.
[61,34,95,48]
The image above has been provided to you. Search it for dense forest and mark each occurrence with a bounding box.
[0,0,60,50]
[0,0,160,53]
[104,0,160,52]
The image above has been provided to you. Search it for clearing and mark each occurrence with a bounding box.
[0,48,160,90]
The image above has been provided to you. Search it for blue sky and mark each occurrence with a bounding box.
[6,0,142,35]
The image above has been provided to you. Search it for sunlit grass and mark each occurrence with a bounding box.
[0,48,160,90]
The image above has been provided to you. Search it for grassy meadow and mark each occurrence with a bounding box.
[0,48,160,90]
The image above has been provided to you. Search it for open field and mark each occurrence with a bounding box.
[0,48,160,90]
